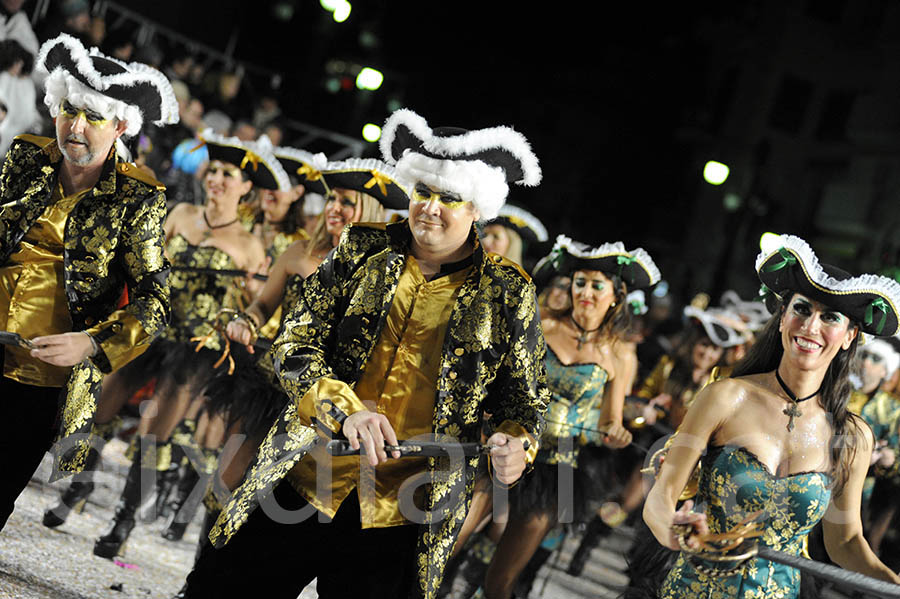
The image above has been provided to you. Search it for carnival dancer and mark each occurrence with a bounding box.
[0,33,176,529]
[162,157,398,548]
[82,129,287,558]
[480,203,548,270]
[642,234,900,598]
[566,303,746,578]
[857,337,900,556]
[179,107,548,599]
[157,147,333,540]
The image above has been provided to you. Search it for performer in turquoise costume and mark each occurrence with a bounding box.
[479,235,661,599]
[643,234,900,598]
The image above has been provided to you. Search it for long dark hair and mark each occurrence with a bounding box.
[731,293,863,496]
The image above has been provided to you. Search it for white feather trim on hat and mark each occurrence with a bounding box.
[36,33,178,136]
[395,152,507,220]
[381,109,541,186]
[861,338,900,378]
[44,70,144,137]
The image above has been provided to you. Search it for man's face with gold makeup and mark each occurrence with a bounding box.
[408,181,479,257]
[55,99,127,168]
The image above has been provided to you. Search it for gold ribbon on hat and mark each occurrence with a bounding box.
[240,150,261,171]
[364,170,392,196]
[297,163,323,181]
[189,140,207,153]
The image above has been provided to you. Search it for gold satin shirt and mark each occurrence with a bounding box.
[288,256,472,528]
[0,183,88,386]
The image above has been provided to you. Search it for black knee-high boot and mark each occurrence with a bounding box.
[93,436,158,558]
[162,465,201,541]
[566,516,611,576]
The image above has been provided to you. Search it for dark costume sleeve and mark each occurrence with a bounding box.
[273,226,368,436]
[85,189,170,373]
[484,276,550,464]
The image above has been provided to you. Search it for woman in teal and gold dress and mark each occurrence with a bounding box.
[478,235,661,599]
[642,234,900,598]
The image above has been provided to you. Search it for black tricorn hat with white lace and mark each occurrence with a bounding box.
[536,235,661,291]
[484,204,548,246]
[272,147,329,196]
[321,158,409,209]
[197,129,290,191]
[379,108,541,220]
[756,234,900,336]
[37,34,178,137]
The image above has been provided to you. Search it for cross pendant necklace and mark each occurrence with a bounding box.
[774,369,820,432]
[570,316,601,350]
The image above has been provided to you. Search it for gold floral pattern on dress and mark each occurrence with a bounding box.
[539,346,609,467]
[163,234,240,351]
[660,445,832,599]
[0,135,170,480]
[211,220,549,599]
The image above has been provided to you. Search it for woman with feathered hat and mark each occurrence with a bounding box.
[642,234,900,597]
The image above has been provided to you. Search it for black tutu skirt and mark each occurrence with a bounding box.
[113,338,239,400]
[204,357,289,442]
[508,460,593,524]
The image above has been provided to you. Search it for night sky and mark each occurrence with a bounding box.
[122,1,733,276]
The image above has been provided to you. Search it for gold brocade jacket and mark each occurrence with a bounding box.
[210,220,550,599]
[0,135,170,480]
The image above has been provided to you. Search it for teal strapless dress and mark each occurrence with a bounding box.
[660,444,832,599]
[537,345,609,467]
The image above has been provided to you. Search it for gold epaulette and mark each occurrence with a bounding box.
[116,162,165,191]
[349,221,388,231]
[486,251,531,282]
[14,133,56,149]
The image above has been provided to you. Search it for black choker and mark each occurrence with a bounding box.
[203,210,239,231]
[570,315,601,350]
[774,369,820,432]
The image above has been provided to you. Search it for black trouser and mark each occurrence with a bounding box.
[0,373,62,529]
[184,483,420,599]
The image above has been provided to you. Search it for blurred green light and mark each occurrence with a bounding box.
[319,0,339,10]
[703,160,730,185]
[333,0,351,22]
[362,123,382,142]
[759,232,782,253]
[356,67,383,91]
[325,78,341,94]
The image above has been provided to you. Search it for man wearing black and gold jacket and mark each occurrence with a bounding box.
[182,109,549,598]
[0,34,177,529]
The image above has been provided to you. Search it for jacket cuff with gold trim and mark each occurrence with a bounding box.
[86,311,150,373]
[495,419,539,465]
[298,378,368,437]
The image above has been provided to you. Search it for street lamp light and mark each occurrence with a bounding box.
[703,160,730,185]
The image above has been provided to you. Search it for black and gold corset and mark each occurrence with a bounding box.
[257,273,305,381]
[163,234,239,349]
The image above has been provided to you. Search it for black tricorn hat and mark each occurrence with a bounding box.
[756,235,900,336]
[321,158,409,210]
[484,204,548,246]
[272,147,329,196]
[37,34,178,133]
[534,235,661,291]
[197,129,290,191]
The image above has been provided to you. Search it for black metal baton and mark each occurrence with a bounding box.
[325,439,496,458]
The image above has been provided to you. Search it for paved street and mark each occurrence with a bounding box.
[0,438,865,599]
